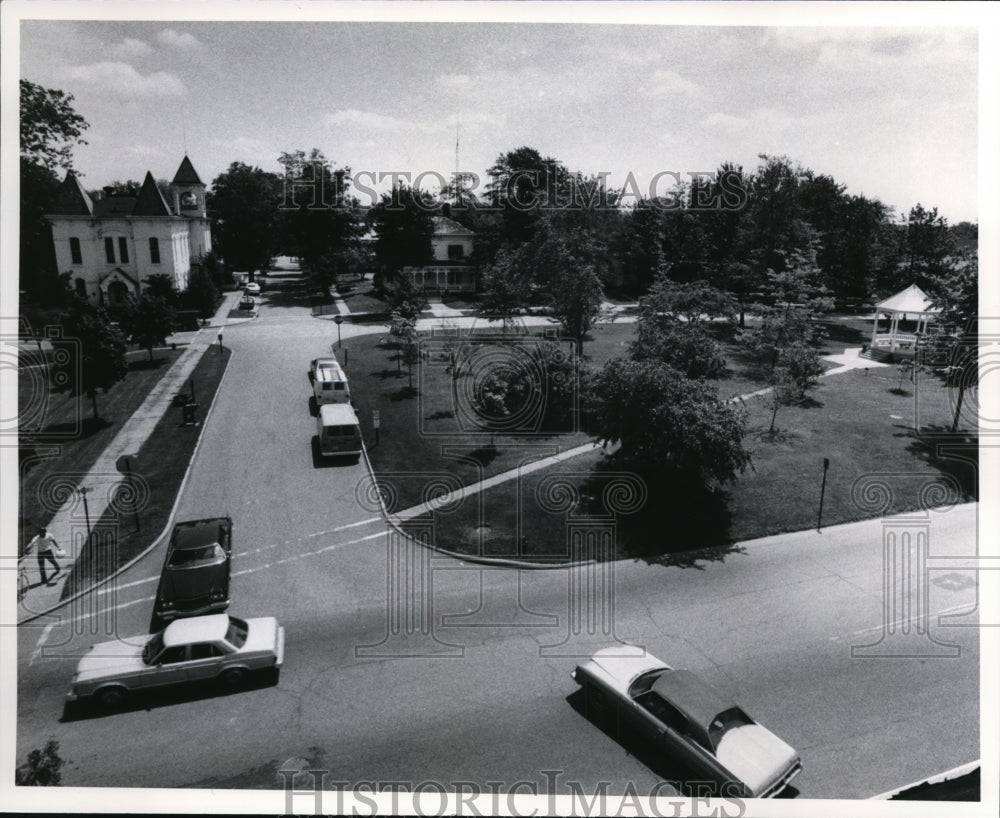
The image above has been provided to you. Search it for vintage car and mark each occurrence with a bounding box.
[244,281,262,296]
[238,295,255,311]
[309,356,339,381]
[572,646,802,798]
[154,517,233,620]
[67,613,285,708]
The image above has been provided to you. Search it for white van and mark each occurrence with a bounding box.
[317,403,362,458]
[312,359,350,405]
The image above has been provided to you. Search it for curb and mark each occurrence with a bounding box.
[18,344,235,625]
[869,760,980,800]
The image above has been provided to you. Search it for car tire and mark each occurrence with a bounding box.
[221,667,248,687]
[97,686,128,709]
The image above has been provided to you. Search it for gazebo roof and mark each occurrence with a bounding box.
[875,284,940,316]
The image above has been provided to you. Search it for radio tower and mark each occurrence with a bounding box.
[454,118,460,206]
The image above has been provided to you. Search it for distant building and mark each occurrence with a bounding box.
[47,156,212,306]
[404,215,476,293]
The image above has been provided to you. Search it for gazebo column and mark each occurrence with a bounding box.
[889,312,899,349]
[871,310,880,349]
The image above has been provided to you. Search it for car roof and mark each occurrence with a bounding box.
[319,403,359,423]
[652,669,736,731]
[313,356,338,367]
[172,517,230,550]
[162,613,230,647]
[315,362,346,380]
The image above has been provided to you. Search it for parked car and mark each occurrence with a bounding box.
[154,517,233,620]
[310,356,338,381]
[67,613,285,708]
[244,282,261,296]
[238,295,255,311]
[572,646,802,798]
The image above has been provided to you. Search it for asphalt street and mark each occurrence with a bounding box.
[14,275,983,805]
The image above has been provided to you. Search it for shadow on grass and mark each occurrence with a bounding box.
[466,445,500,469]
[387,385,418,402]
[34,416,113,439]
[127,357,169,372]
[888,387,912,397]
[897,424,978,501]
[749,426,802,445]
[427,409,455,421]
[585,460,741,567]
[818,319,869,346]
[370,368,404,381]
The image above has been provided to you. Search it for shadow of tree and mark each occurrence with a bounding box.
[387,386,418,402]
[896,424,978,501]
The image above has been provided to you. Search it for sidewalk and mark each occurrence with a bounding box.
[16,293,238,623]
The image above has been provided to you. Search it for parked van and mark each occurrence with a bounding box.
[317,403,362,458]
[312,358,350,405]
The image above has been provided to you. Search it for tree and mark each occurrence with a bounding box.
[475,247,532,330]
[630,319,727,380]
[119,294,175,361]
[922,253,978,431]
[208,162,283,278]
[638,274,737,328]
[386,272,429,321]
[20,79,89,172]
[368,184,435,290]
[278,148,363,283]
[589,357,751,487]
[764,342,824,433]
[486,146,569,248]
[15,740,63,786]
[901,204,955,293]
[182,266,221,318]
[143,273,179,305]
[60,299,128,420]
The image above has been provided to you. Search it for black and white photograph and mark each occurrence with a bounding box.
[2,1,997,815]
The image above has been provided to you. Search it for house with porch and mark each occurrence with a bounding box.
[404,215,477,293]
[868,283,940,360]
[47,156,212,307]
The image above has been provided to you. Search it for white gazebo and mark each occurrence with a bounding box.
[869,284,940,358]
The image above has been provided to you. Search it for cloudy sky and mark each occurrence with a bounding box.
[15,7,984,223]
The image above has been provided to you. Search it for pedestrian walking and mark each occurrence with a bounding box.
[26,527,64,585]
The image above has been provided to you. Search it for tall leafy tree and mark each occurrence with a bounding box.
[20,80,90,305]
[368,184,435,291]
[590,357,751,487]
[208,162,283,279]
[60,298,128,420]
[278,148,363,286]
[20,79,89,172]
[475,247,533,329]
[118,294,175,361]
[901,204,955,292]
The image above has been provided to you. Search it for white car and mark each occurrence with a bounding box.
[572,646,802,798]
[244,282,262,296]
[67,614,284,708]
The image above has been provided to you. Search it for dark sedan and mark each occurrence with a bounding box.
[154,517,233,620]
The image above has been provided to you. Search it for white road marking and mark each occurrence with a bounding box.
[30,623,55,665]
[829,601,978,642]
[234,517,382,558]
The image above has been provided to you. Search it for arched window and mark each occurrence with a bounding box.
[107,281,129,306]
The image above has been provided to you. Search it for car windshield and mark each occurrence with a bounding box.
[224,616,249,648]
[708,707,755,750]
[628,669,664,699]
[168,545,223,567]
[142,632,165,665]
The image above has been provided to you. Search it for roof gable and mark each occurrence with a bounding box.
[54,170,94,216]
[432,216,474,236]
[875,284,940,315]
[172,155,203,185]
[133,171,174,216]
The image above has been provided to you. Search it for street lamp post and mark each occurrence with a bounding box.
[78,486,93,546]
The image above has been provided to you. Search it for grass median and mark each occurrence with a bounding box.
[61,346,231,599]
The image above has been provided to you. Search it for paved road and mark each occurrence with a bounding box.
[14,274,982,805]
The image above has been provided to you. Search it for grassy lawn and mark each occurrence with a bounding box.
[18,348,184,553]
[345,313,975,563]
[61,346,231,598]
[338,275,391,315]
[426,367,976,562]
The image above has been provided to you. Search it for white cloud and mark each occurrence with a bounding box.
[325,109,434,134]
[115,37,152,58]
[701,112,748,132]
[157,29,202,50]
[638,69,700,98]
[63,61,186,97]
